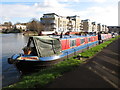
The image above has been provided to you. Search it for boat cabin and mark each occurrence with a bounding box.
[22,36,61,57]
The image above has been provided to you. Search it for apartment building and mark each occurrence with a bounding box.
[67,15,81,32]
[105,25,109,32]
[81,19,92,32]
[40,13,111,34]
[92,22,97,33]
[98,24,108,33]
[59,16,69,32]
[40,13,59,34]
[102,24,105,32]
[80,21,83,31]
[40,13,70,34]
[108,26,120,34]
[97,23,102,32]
[40,13,81,34]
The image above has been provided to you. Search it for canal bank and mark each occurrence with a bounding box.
[46,37,120,88]
[2,36,120,89]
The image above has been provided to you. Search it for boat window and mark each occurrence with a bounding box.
[70,40,76,47]
[93,37,95,41]
[81,39,85,44]
[88,38,91,42]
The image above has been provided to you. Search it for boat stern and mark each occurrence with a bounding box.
[8,54,21,64]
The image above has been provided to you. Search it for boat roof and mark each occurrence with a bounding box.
[30,34,97,40]
[31,36,58,40]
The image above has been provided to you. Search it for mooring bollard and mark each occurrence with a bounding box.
[78,54,82,60]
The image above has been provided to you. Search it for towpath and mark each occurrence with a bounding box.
[45,38,120,88]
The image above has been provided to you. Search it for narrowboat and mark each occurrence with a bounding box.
[8,34,111,71]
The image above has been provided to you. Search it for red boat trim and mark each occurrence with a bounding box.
[17,57,39,60]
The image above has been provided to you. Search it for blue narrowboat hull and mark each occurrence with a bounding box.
[8,41,98,72]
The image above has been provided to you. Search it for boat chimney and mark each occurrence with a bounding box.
[60,32,63,38]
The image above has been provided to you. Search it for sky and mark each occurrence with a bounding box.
[0,0,119,26]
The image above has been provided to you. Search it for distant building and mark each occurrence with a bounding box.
[0,24,13,32]
[40,13,60,34]
[14,24,27,31]
[108,26,120,34]
[40,13,81,34]
[0,25,7,31]
[92,22,98,33]
[40,13,110,34]
[102,24,106,32]
[105,25,109,33]
[67,15,81,32]
[58,15,69,32]
[97,23,102,32]
[81,19,92,32]
[97,24,108,33]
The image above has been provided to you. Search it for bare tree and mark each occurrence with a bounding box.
[3,21,13,33]
[4,21,12,26]
[27,18,44,33]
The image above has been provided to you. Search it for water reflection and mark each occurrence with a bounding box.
[1,33,29,87]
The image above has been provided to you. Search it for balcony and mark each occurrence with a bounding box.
[51,25,57,29]
[51,23,56,25]
[50,20,56,23]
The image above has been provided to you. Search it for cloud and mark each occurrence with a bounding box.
[0,0,118,25]
[34,0,67,8]
[89,0,106,3]
[81,6,118,26]
[58,0,80,2]
[0,0,74,23]
[1,0,70,18]
[1,4,36,17]
[2,0,81,3]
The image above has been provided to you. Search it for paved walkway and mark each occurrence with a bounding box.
[45,38,120,88]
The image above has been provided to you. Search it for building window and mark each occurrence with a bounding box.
[70,40,76,47]
[88,38,91,42]
[80,39,85,44]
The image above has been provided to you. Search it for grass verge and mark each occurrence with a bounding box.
[79,36,120,58]
[2,35,120,89]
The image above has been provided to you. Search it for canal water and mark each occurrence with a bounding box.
[1,33,29,87]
